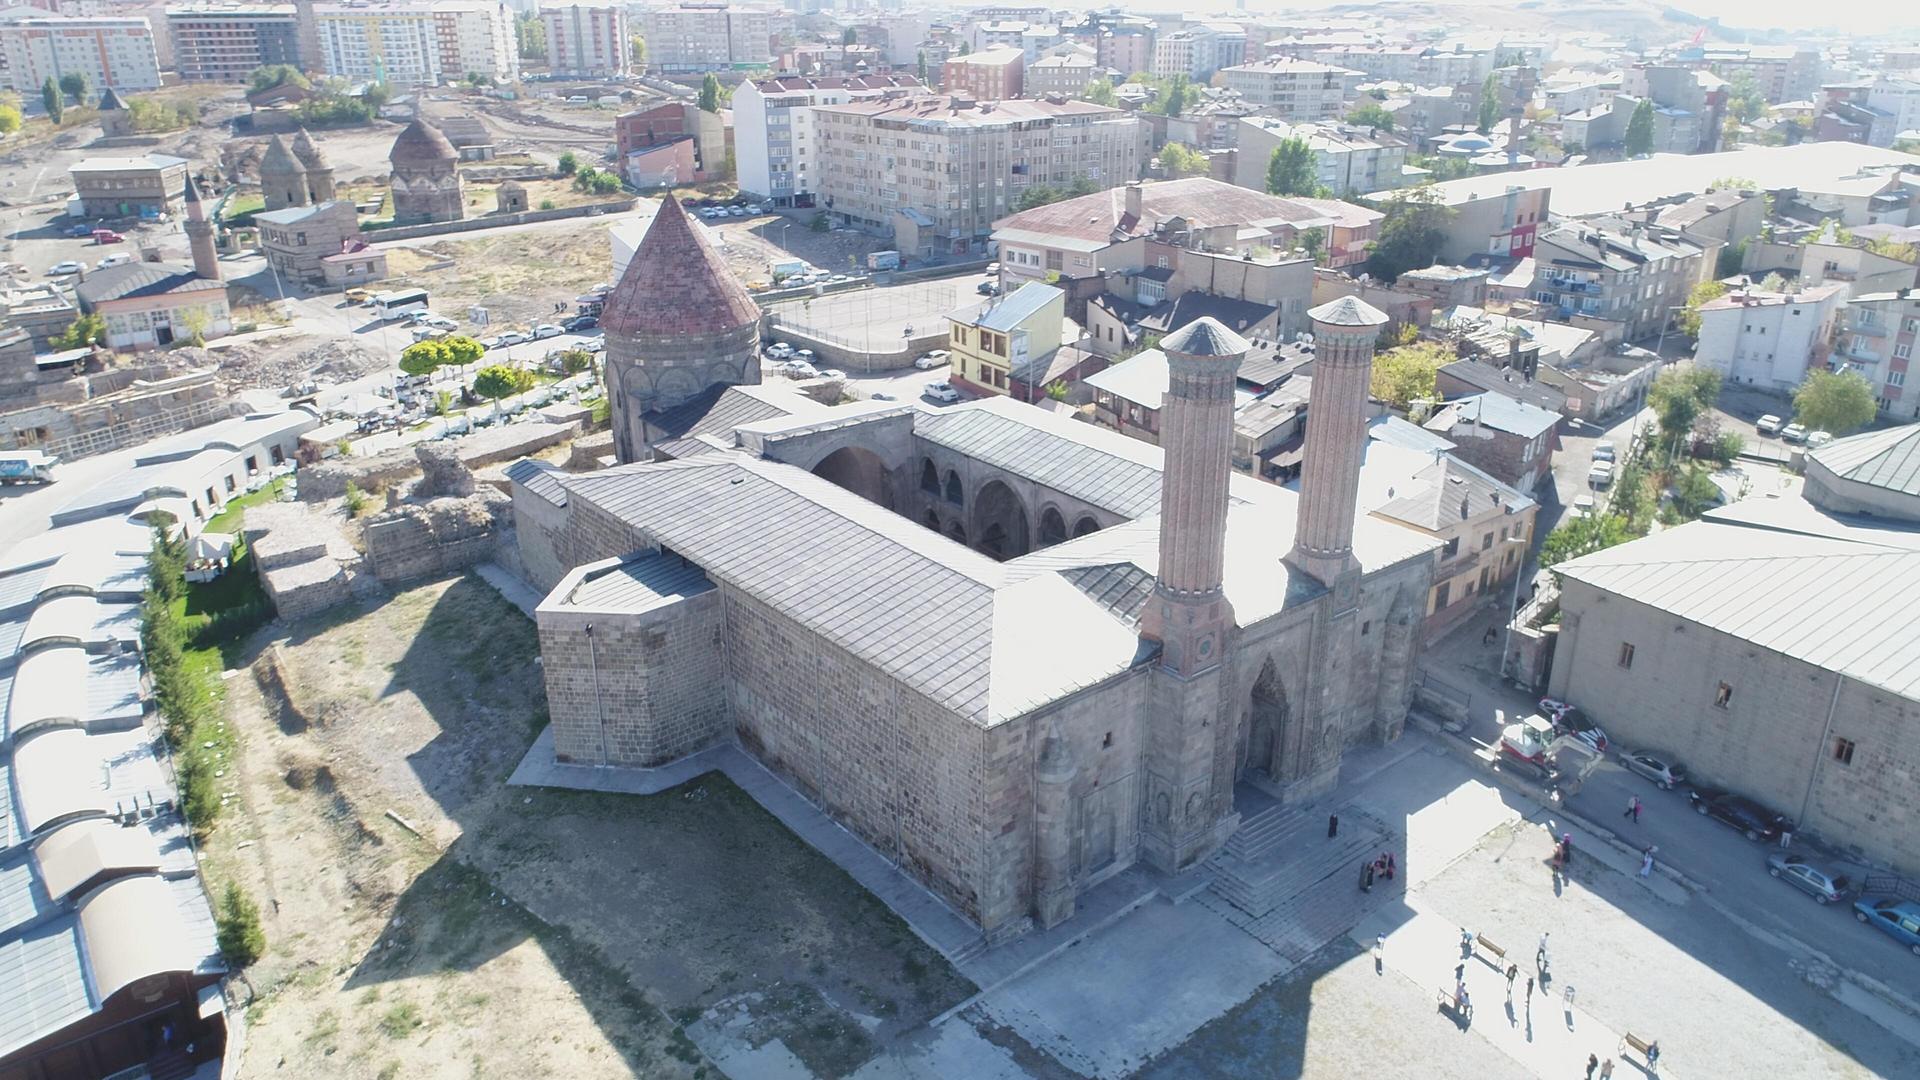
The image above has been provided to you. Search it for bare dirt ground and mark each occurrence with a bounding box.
[202,574,971,1080]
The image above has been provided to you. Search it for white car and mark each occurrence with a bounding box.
[1756,414,1784,435]
[496,330,531,346]
[410,326,448,342]
[765,343,794,360]
[1588,461,1615,489]
[532,324,563,339]
[914,350,950,370]
[818,368,847,380]
[1807,430,1834,448]
[1781,422,1809,444]
[46,261,82,276]
[1572,493,1595,517]
[924,381,961,404]
[96,253,133,269]
[414,314,457,331]
[779,361,819,379]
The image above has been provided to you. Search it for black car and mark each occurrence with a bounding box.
[563,315,598,332]
[1689,789,1794,841]
[977,281,997,296]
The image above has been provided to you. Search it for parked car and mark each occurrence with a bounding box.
[532,324,563,339]
[818,368,847,380]
[64,223,94,238]
[344,287,373,305]
[1782,422,1809,443]
[1588,461,1615,488]
[478,335,502,350]
[1766,853,1852,904]
[1540,697,1608,750]
[778,361,819,379]
[410,326,449,342]
[1853,894,1920,956]
[46,261,82,276]
[1591,440,1616,462]
[914,350,950,370]
[976,281,997,296]
[924,380,960,403]
[562,315,598,332]
[765,343,794,360]
[95,253,133,269]
[1620,750,1688,790]
[414,313,457,331]
[497,330,531,346]
[1807,431,1834,448]
[1689,789,1794,842]
[870,391,896,401]
[1756,414,1784,435]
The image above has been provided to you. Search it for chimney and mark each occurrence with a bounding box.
[1288,296,1390,590]
[1124,181,1144,221]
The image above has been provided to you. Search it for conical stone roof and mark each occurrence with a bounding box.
[601,197,761,338]
[390,118,457,166]
[1307,295,1390,327]
[291,128,327,169]
[1161,316,1250,358]
[96,86,126,111]
[259,134,306,178]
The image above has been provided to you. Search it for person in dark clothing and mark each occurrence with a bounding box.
[1586,1053,1599,1079]
[1327,814,1339,838]
[1360,861,1375,892]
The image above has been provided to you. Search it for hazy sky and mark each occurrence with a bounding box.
[1114,0,1920,36]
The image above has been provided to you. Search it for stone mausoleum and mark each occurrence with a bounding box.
[387,118,464,224]
[509,200,1441,944]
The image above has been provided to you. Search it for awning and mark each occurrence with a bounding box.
[188,532,235,562]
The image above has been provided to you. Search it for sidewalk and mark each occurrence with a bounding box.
[1357,897,1675,1079]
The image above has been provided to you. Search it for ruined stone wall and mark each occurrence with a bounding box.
[298,447,419,501]
[538,589,729,767]
[362,493,508,584]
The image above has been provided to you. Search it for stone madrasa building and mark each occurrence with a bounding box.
[509,198,1444,942]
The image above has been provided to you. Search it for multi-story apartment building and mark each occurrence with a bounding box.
[1835,289,1920,421]
[642,3,772,72]
[1025,45,1100,98]
[1087,16,1153,77]
[1233,117,1409,197]
[943,45,1022,101]
[166,4,302,83]
[540,2,626,77]
[313,3,440,86]
[1309,44,1491,87]
[1405,181,1549,264]
[432,1,517,83]
[0,16,163,92]
[813,94,1141,258]
[1692,44,1822,104]
[1693,283,1848,391]
[1149,22,1242,81]
[1531,220,1714,339]
[615,100,726,185]
[1867,79,1920,146]
[1218,57,1360,122]
[732,73,922,207]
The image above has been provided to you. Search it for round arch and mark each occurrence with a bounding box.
[919,457,940,494]
[812,445,893,509]
[971,479,1031,561]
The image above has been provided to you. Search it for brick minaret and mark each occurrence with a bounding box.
[1288,296,1389,590]
[183,174,219,282]
[1140,316,1248,873]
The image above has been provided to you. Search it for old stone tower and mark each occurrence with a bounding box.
[388,118,464,224]
[258,135,309,211]
[183,174,220,282]
[601,196,763,463]
[291,128,336,203]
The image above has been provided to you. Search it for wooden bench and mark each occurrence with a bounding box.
[1436,987,1473,1019]
[1620,1032,1659,1067]
[1473,933,1507,963]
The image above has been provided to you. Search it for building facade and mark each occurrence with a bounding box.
[387,117,463,223]
[1217,58,1360,122]
[313,2,440,86]
[68,153,190,217]
[0,16,163,92]
[1531,221,1714,339]
[641,3,772,73]
[1835,290,1920,422]
[75,263,232,351]
[1693,283,1847,392]
[731,74,921,207]
[944,281,1066,396]
[431,0,517,83]
[1233,118,1408,198]
[541,2,627,77]
[943,45,1023,102]
[166,4,302,83]
[256,200,366,286]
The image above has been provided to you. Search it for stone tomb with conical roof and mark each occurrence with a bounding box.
[388,118,464,224]
[290,128,336,203]
[602,196,764,463]
[259,135,309,212]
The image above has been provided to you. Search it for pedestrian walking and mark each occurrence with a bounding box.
[1560,833,1574,868]
[1360,860,1375,892]
[1525,975,1534,999]
[1483,625,1497,646]
[1327,813,1339,839]
[1624,795,1641,822]
[1599,1058,1614,1079]
[1586,1053,1599,1079]
[1640,845,1658,878]
[1505,963,1517,1000]
[1384,851,1397,879]
[1459,987,1471,1020]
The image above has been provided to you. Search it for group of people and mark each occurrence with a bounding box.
[1357,850,1398,892]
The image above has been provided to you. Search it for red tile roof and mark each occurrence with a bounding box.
[602,196,761,337]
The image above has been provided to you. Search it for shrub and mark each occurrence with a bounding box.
[216,882,267,967]
[344,481,366,516]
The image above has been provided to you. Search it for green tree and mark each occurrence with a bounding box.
[1367,184,1454,282]
[559,348,594,375]
[1792,368,1877,435]
[1298,226,1326,265]
[1265,137,1320,196]
[1159,141,1208,178]
[1368,341,1451,411]
[556,150,579,176]
[917,50,928,84]
[41,78,61,125]
[216,882,267,967]
[1671,463,1724,519]
[1715,239,1748,278]
[1015,182,1063,210]
[699,73,722,113]
[1539,513,1633,568]
[1676,279,1729,339]
[1624,98,1656,156]
[1157,74,1191,117]
[572,167,621,195]
[51,313,105,350]
[1725,71,1767,124]
[631,34,648,70]
[248,64,308,92]
[0,102,19,135]
[399,338,451,375]
[1083,78,1115,106]
[1346,101,1394,131]
[1066,174,1099,198]
[1647,365,1722,461]
[445,335,484,365]
[1476,74,1500,134]
[58,72,89,107]
[841,26,858,45]
[473,363,534,414]
[1866,237,1919,263]
[515,14,546,59]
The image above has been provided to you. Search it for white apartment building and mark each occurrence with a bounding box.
[1867,79,1920,145]
[641,3,772,73]
[1835,290,1920,421]
[1233,117,1409,196]
[733,74,921,207]
[1150,23,1245,81]
[1309,44,1492,87]
[313,3,441,86]
[1218,57,1360,122]
[541,3,627,77]
[813,94,1141,258]
[1693,283,1848,392]
[433,1,517,83]
[0,16,163,93]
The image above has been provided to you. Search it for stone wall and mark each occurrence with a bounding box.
[568,430,616,469]
[298,447,419,501]
[362,492,508,584]
[511,486,571,594]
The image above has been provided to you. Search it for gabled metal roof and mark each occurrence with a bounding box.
[915,399,1167,519]
[1808,424,1920,497]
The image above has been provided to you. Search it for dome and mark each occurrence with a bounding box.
[601,197,760,338]
[389,119,458,167]
[258,135,306,178]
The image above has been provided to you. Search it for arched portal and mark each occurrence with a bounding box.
[812,446,892,509]
[1244,659,1289,780]
[944,470,964,506]
[920,458,940,494]
[1038,506,1067,547]
[1072,515,1102,538]
[971,479,1030,561]
[946,521,967,545]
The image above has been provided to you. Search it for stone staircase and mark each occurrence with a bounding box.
[1205,804,1393,919]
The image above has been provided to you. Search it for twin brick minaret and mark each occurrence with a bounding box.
[1289,296,1390,592]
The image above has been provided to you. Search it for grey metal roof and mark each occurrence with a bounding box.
[973,282,1063,333]
[1808,424,1920,496]
[74,262,224,306]
[565,553,714,615]
[914,398,1167,518]
[1556,516,1920,700]
[1162,316,1250,358]
[1371,450,1533,532]
[0,561,53,617]
[1429,391,1561,438]
[0,849,42,940]
[1369,414,1457,454]
[0,760,15,851]
[504,459,569,507]
[1308,295,1389,327]
[1060,563,1156,626]
[0,917,91,1059]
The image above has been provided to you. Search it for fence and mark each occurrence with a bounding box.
[764,280,963,352]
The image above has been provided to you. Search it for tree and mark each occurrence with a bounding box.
[1539,513,1633,568]
[556,150,579,176]
[917,50,929,85]
[698,73,722,114]
[1676,279,1729,340]
[0,102,19,135]
[248,64,309,92]
[631,34,648,71]
[515,14,545,60]
[1015,182,1063,211]
[1624,99,1655,157]
[1367,184,1454,282]
[1647,365,1722,461]
[1159,141,1208,178]
[216,882,266,967]
[1345,101,1394,132]
[1476,74,1500,134]
[559,348,594,375]
[176,306,211,348]
[1726,71,1767,124]
[58,73,90,108]
[1298,226,1326,265]
[1156,74,1191,118]
[445,336,484,365]
[51,313,104,350]
[1866,237,1919,263]
[127,97,196,133]
[572,166,621,194]
[841,26,858,45]
[1265,137,1320,197]
[41,78,61,125]
[1715,239,1748,278]
[1083,78,1115,106]
[1793,368,1877,436]
[399,339,450,375]
[473,364,534,413]
[1368,341,1451,411]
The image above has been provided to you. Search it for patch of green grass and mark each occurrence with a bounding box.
[378,1001,424,1039]
[203,477,285,535]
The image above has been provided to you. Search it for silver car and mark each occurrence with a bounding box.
[1620,749,1688,790]
[1766,853,1852,904]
